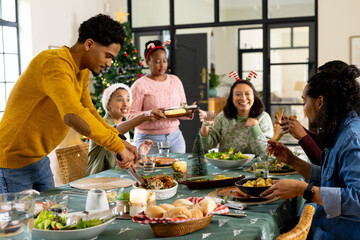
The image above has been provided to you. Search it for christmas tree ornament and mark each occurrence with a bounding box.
[139,62,143,66]
[134,49,137,54]
[114,9,129,23]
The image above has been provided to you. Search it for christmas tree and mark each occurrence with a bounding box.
[91,12,144,116]
[191,132,208,176]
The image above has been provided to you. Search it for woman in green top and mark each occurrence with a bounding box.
[86,83,165,176]
[199,80,273,155]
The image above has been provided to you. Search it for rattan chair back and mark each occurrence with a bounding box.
[277,205,315,240]
[55,142,89,184]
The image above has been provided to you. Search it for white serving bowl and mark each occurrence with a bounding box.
[133,180,178,200]
[32,211,115,240]
[205,154,255,169]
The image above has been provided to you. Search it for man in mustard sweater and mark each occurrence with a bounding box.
[0,14,138,193]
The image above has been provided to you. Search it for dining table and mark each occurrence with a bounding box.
[33,150,307,240]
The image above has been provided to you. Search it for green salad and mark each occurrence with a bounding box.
[34,210,103,230]
[205,148,248,160]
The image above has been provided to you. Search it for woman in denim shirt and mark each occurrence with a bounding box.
[262,65,360,240]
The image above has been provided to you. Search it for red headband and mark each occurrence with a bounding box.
[145,46,164,61]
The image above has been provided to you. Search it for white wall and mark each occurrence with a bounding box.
[318,0,360,67]
[18,0,127,71]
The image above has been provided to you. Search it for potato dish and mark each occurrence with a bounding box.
[242,177,273,187]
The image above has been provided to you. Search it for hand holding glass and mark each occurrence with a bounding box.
[204,111,215,126]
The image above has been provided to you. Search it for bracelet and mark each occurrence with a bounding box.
[144,110,152,117]
[118,134,127,140]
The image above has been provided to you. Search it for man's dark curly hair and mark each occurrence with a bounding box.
[223,80,265,120]
[306,65,360,148]
[77,14,125,46]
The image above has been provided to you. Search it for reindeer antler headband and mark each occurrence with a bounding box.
[146,40,171,60]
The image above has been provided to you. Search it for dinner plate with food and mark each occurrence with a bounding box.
[133,174,178,200]
[180,174,245,189]
[139,157,176,167]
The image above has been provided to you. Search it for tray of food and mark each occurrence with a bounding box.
[164,105,198,118]
[139,157,175,167]
[180,174,245,189]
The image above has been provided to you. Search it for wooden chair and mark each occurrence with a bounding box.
[55,142,89,184]
[277,205,315,240]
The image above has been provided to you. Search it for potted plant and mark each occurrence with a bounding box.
[208,72,220,97]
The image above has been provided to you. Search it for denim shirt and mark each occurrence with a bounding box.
[309,111,360,239]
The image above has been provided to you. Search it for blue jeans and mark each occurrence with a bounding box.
[134,128,186,155]
[0,156,55,193]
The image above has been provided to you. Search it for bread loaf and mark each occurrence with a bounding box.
[145,205,166,218]
[163,207,192,219]
[172,199,194,209]
[159,203,175,211]
[189,208,203,218]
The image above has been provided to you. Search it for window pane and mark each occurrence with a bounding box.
[270,49,309,63]
[294,27,309,47]
[239,28,263,49]
[242,52,263,72]
[1,0,16,22]
[271,64,308,104]
[220,0,262,22]
[131,0,169,27]
[4,54,19,82]
[0,83,5,111]
[6,82,15,99]
[268,0,315,19]
[174,0,214,25]
[3,26,18,53]
[270,28,291,48]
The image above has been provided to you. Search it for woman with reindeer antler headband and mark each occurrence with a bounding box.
[128,40,194,154]
[199,71,273,155]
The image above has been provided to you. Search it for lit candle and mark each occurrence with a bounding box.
[147,191,156,206]
[174,161,187,173]
[129,189,148,216]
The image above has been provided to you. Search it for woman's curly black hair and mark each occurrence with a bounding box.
[144,40,166,60]
[306,65,360,148]
[223,80,265,120]
[77,14,125,46]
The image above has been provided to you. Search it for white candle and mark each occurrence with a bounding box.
[130,189,148,205]
[174,161,187,173]
[129,189,148,216]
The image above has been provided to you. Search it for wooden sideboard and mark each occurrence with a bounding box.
[209,97,227,116]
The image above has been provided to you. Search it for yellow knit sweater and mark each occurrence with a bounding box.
[0,46,124,168]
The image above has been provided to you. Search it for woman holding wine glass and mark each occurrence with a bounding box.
[199,75,273,155]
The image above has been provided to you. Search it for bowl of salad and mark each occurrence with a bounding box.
[32,210,115,240]
[205,148,255,169]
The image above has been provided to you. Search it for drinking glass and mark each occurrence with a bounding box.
[46,194,70,214]
[0,192,35,240]
[143,155,156,173]
[253,162,269,178]
[157,142,171,157]
[204,111,215,126]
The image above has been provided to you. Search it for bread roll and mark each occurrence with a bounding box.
[194,198,217,215]
[172,199,194,209]
[163,207,192,219]
[159,203,175,211]
[145,205,166,218]
[189,208,203,218]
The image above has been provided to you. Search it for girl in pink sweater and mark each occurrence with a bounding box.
[129,40,192,154]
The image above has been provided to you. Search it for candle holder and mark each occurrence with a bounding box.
[172,161,187,181]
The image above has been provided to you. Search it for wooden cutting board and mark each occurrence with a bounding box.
[70,177,133,190]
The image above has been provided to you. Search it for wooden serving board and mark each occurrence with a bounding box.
[70,177,133,190]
